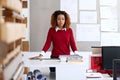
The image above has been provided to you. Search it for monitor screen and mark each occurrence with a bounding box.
[113,59,120,80]
[102,46,120,70]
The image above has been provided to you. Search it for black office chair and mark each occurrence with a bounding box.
[113,59,120,80]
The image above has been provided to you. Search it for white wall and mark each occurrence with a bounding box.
[30,0,60,51]
[30,0,120,52]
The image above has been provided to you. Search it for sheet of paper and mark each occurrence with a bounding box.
[79,0,96,10]
[76,24,100,41]
[101,32,120,46]
[60,0,78,23]
[100,7,117,18]
[101,19,118,31]
[80,11,97,23]
[99,0,117,6]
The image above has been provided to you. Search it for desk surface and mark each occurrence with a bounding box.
[23,52,85,69]
[22,52,113,80]
[22,52,86,80]
[22,52,85,66]
[22,51,93,69]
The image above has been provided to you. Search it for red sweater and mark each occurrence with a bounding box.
[42,27,77,57]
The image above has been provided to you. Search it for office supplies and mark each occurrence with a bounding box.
[33,69,47,80]
[59,54,83,62]
[27,71,33,80]
[86,72,102,78]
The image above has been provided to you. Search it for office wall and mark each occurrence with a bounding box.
[30,0,120,52]
[118,0,120,31]
[30,0,60,51]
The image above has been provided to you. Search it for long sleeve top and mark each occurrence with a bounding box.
[42,27,77,57]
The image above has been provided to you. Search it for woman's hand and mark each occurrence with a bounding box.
[39,54,43,57]
[74,51,79,55]
[74,51,83,59]
[39,51,45,57]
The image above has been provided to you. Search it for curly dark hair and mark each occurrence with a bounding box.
[51,10,71,29]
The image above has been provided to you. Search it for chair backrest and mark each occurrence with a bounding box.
[113,59,120,80]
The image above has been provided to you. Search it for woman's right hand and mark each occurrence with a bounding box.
[29,53,43,59]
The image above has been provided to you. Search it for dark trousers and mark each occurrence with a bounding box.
[50,56,59,72]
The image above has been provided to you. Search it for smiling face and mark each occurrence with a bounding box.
[57,14,65,29]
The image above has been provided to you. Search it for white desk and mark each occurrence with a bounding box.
[22,52,86,80]
[22,52,113,80]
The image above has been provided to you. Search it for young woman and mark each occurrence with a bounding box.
[39,10,78,72]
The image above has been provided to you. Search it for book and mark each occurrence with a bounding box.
[29,55,42,60]
[67,54,83,62]
[59,54,83,62]
[29,56,59,61]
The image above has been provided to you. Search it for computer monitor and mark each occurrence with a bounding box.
[113,59,120,80]
[102,46,120,70]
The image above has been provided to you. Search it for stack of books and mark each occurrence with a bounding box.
[59,54,83,62]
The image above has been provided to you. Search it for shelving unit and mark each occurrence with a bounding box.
[0,0,26,80]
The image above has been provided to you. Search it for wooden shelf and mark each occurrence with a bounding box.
[1,0,22,13]
[0,22,26,43]
[3,9,25,21]
[0,17,4,23]
[0,45,21,66]
[0,0,26,79]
